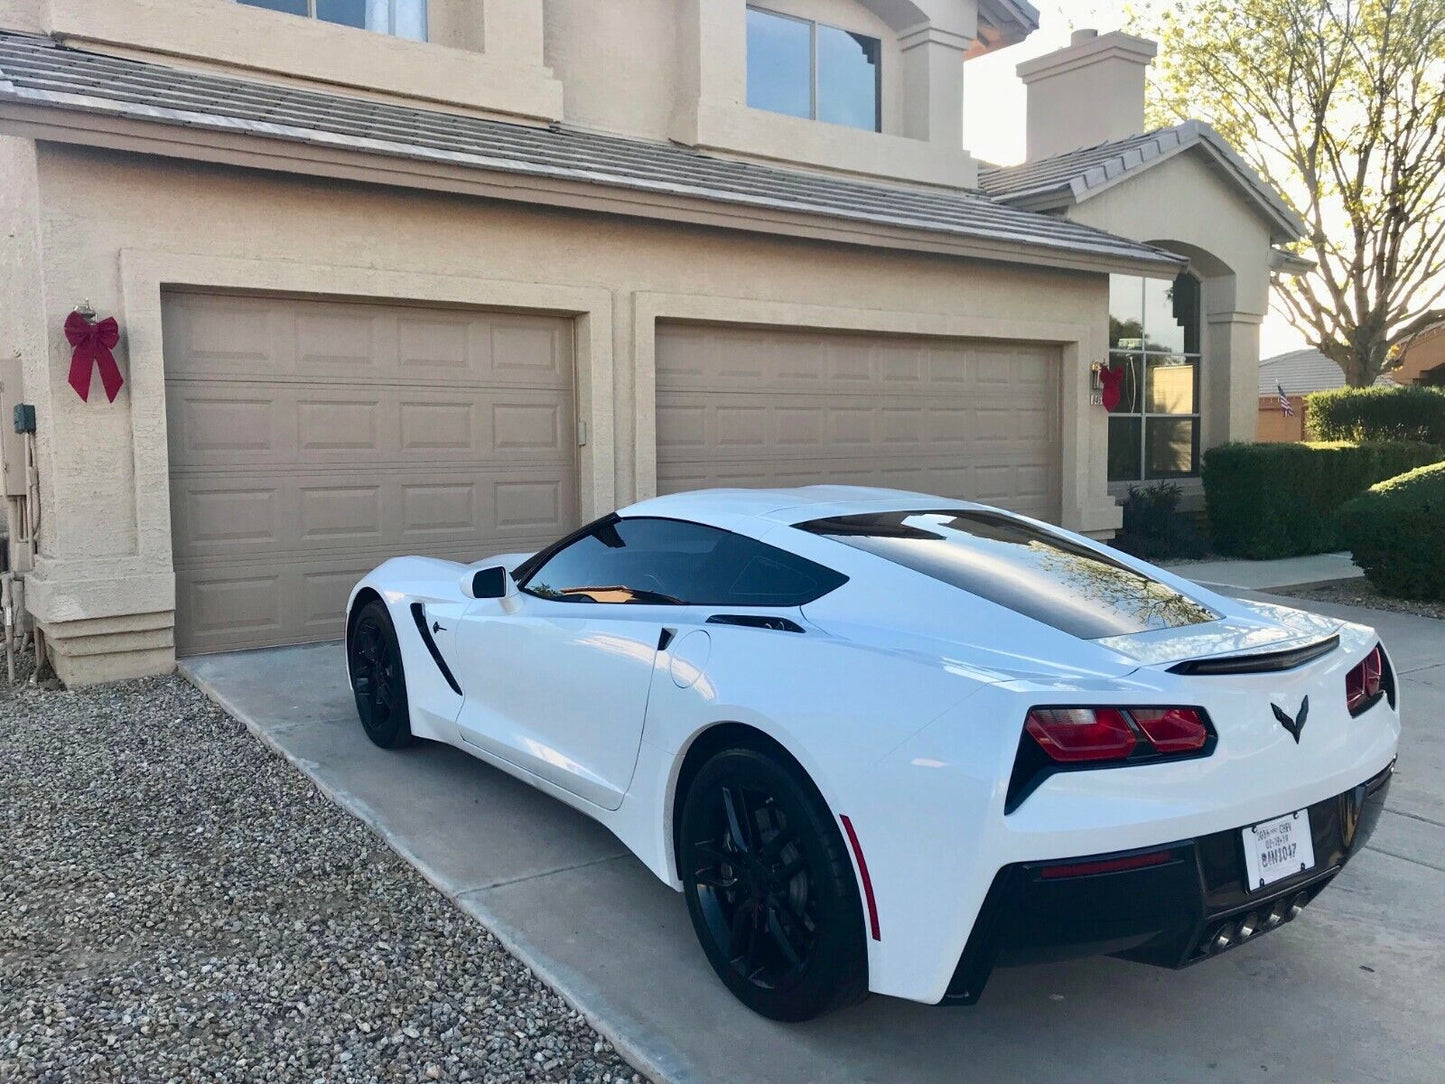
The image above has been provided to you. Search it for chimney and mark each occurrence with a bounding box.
[1017,29,1157,161]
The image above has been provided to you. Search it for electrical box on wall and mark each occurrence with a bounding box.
[0,357,28,498]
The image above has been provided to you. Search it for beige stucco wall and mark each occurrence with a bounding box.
[546,0,905,144]
[664,0,981,187]
[1067,150,1277,466]
[22,0,564,122]
[19,141,1114,683]
[3,0,999,188]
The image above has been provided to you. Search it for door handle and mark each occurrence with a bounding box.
[658,627,676,651]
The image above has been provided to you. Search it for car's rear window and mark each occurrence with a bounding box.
[797,510,1217,639]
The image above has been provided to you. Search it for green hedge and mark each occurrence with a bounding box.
[1339,462,1445,599]
[1201,441,1443,558]
[1306,385,1445,444]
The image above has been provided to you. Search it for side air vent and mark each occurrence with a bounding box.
[706,614,805,633]
[1168,635,1339,676]
[410,603,463,695]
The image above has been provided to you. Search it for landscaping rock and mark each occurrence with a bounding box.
[0,674,644,1083]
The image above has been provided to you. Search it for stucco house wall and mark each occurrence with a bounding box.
[1393,326,1445,386]
[10,137,1114,684]
[1066,151,1276,463]
[0,9,1299,684]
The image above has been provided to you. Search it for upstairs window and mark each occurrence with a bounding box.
[1106,271,1203,482]
[746,7,881,132]
[237,0,427,41]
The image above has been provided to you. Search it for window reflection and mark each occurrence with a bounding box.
[800,510,1217,639]
[1106,270,1202,481]
[817,26,881,130]
[747,8,881,132]
[746,8,812,120]
[239,0,426,40]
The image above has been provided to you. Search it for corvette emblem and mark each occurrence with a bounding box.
[1272,696,1310,743]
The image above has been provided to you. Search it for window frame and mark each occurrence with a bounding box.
[235,0,428,41]
[1106,271,1203,482]
[515,515,849,608]
[745,5,882,133]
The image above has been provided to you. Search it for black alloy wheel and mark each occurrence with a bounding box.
[680,746,867,1021]
[349,600,412,749]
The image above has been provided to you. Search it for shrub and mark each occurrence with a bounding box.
[1339,462,1445,599]
[1113,482,1209,560]
[1201,440,1442,559]
[1306,385,1445,444]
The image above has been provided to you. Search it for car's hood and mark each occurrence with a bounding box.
[1093,598,1343,667]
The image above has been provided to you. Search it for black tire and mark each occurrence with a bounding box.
[348,600,413,749]
[678,745,868,1021]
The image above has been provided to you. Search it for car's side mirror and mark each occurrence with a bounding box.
[462,564,515,600]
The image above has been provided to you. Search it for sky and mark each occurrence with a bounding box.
[962,1,1310,358]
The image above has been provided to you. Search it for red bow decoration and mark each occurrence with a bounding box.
[1099,364,1125,413]
[65,310,124,403]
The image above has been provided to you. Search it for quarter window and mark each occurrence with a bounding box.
[798,510,1217,639]
[520,517,847,607]
[1106,271,1202,481]
[746,7,882,132]
[236,0,427,40]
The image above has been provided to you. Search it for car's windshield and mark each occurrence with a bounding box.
[797,509,1217,639]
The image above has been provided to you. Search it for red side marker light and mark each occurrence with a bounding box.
[840,814,881,941]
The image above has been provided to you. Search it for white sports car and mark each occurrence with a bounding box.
[345,486,1399,1021]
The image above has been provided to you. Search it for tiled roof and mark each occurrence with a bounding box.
[1258,348,1395,396]
[978,121,1306,242]
[0,30,1182,271]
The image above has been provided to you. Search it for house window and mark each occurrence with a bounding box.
[746,7,882,132]
[236,0,427,41]
[1107,271,1202,481]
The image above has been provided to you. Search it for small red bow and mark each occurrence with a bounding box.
[65,311,124,403]
[1099,364,1125,413]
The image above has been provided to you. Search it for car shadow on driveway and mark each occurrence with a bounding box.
[181,628,1445,1084]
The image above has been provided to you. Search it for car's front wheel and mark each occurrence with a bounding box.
[348,600,412,749]
[679,745,868,1021]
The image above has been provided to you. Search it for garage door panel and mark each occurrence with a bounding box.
[165,293,572,388]
[656,323,1060,521]
[167,292,577,654]
[171,464,575,565]
[169,383,575,468]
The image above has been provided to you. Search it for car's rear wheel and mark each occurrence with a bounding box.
[679,745,867,1021]
[348,600,412,749]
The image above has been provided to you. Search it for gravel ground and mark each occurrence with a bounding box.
[0,672,643,1084]
[1269,578,1445,621]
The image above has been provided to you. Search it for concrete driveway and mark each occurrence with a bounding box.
[181,593,1445,1083]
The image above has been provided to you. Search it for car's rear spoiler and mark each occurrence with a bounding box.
[1165,635,1340,676]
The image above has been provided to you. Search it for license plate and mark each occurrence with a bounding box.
[1242,810,1315,891]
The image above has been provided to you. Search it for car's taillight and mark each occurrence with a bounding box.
[1129,707,1210,753]
[1345,646,1384,716]
[1023,706,1212,763]
[1024,708,1136,762]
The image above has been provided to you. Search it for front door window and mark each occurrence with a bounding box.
[1107,272,1203,481]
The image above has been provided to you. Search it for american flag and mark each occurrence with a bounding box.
[1277,383,1295,416]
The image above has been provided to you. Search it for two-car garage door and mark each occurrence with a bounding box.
[654,323,1061,520]
[164,292,578,655]
[165,300,1061,655]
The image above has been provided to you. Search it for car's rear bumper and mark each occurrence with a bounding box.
[940,759,1394,1004]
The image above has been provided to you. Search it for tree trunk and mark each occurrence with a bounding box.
[1321,338,1390,387]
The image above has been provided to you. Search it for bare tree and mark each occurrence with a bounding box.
[1137,0,1445,385]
